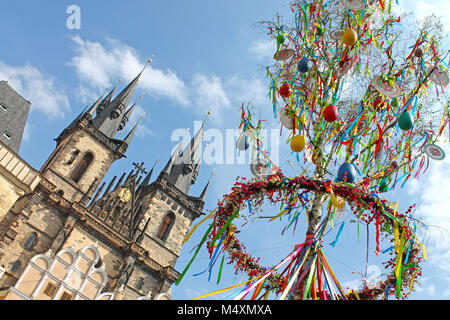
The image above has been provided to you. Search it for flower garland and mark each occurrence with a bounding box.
[178,170,426,300]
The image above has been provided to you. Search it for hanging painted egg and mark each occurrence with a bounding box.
[273,48,295,61]
[414,48,423,58]
[391,160,399,170]
[324,104,339,123]
[236,135,249,151]
[279,83,292,98]
[424,144,446,161]
[298,57,311,73]
[331,194,345,209]
[337,163,356,183]
[279,108,297,130]
[398,111,414,131]
[250,158,270,178]
[290,135,305,153]
[342,28,358,46]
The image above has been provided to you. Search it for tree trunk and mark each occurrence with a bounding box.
[290,192,325,300]
[290,133,328,300]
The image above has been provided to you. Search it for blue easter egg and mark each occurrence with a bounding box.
[337,163,356,183]
[298,58,311,73]
[236,135,249,151]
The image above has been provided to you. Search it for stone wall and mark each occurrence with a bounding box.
[123,264,162,299]
[42,130,115,204]
[138,189,193,268]
[0,198,61,288]
[0,80,31,153]
[0,141,40,221]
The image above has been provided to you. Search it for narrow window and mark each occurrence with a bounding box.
[3,131,11,140]
[24,232,37,251]
[136,277,144,291]
[0,103,7,111]
[70,152,94,184]
[43,283,57,298]
[60,291,73,300]
[157,212,175,242]
[10,260,21,273]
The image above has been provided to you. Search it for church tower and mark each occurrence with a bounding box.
[84,118,211,299]
[0,64,212,300]
[39,68,145,205]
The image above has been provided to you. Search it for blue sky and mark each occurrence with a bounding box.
[1,0,450,300]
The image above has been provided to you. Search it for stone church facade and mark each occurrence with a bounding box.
[0,67,211,300]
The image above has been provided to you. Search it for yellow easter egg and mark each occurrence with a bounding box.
[342,28,358,46]
[290,135,306,153]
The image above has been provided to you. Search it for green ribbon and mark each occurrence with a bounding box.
[209,208,240,249]
[175,221,215,285]
[217,254,225,284]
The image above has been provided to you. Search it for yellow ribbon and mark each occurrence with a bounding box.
[395,228,406,278]
[193,274,265,300]
[345,290,360,300]
[416,242,428,260]
[183,207,217,244]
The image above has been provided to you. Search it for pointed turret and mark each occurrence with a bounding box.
[92,61,150,138]
[199,170,214,203]
[140,160,158,188]
[87,95,104,117]
[96,82,119,115]
[161,140,183,176]
[118,99,140,132]
[123,117,142,146]
[162,113,209,195]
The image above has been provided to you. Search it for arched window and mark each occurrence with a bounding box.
[157,212,175,242]
[70,152,94,184]
[24,232,37,251]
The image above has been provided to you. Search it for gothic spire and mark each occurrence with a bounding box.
[118,97,141,132]
[92,60,150,138]
[161,140,183,176]
[94,82,120,117]
[123,117,142,146]
[199,169,214,203]
[87,94,104,117]
[140,160,158,188]
[163,113,209,195]
[65,105,89,132]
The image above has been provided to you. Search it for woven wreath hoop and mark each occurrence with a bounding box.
[208,172,424,300]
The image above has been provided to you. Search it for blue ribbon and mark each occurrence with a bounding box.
[330,222,345,247]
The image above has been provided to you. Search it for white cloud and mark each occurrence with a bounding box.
[409,143,450,289]
[249,39,276,62]
[67,36,276,127]
[67,35,189,106]
[226,75,269,107]
[0,61,70,119]
[408,1,450,32]
[191,74,231,120]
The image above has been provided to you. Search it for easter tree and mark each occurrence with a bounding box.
[176,0,450,300]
